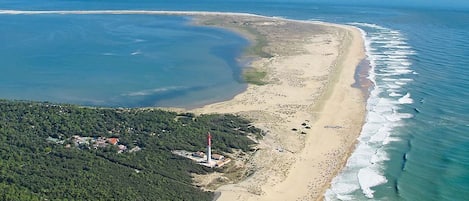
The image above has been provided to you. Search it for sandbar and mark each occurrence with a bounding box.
[0,9,365,200]
[188,14,366,201]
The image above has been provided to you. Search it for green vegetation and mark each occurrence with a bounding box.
[199,18,272,58]
[0,100,263,200]
[243,68,268,85]
[243,26,273,59]
[198,18,273,86]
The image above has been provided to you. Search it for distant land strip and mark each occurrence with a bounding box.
[0,9,263,17]
[0,9,330,27]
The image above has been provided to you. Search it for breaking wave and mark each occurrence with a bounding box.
[325,23,416,200]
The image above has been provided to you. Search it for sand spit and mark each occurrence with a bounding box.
[0,9,366,200]
[0,9,261,17]
[190,15,366,200]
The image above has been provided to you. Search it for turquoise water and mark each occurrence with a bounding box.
[0,13,248,108]
[1,1,469,200]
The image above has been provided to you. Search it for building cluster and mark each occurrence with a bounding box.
[72,136,144,153]
[47,135,141,153]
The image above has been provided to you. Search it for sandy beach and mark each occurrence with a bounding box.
[0,9,367,200]
[189,15,366,200]
[0,13,365,199]
[10,9,367,200]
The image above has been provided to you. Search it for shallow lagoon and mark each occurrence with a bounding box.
[0,14,248,108]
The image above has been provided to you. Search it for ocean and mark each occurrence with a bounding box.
[1,1,468,200]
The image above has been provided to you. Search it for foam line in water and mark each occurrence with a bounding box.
[122,86,186,96]
[358,168,388,198]
[398,93,413,104]
[325,23,415,200]
[389,92,403,97]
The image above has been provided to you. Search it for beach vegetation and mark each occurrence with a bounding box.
[242,26,273,58]
[198,18,272,58]
[243,68,268,85]
[0,99,263,201]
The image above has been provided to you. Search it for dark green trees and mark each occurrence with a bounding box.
[0,100,262,200]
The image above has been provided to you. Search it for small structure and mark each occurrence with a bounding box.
[192,151,206,158]
[107,138,119,145]
[211,154,224,160]
[117,145,127,153]
[129,146,142,153]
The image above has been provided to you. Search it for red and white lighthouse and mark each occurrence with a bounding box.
[207,132,212,165]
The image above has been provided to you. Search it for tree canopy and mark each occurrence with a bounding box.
[0,100,263,200]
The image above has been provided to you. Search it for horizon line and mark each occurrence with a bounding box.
[0,9,337,27]
[0,9,263,16]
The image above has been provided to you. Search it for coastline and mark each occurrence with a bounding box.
[189,15,366,200]
[0,9,367,200]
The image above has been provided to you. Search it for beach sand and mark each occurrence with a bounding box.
[1,11,366,199]
[189,15,366,201]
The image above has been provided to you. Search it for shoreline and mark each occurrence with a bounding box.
[0,9,367,200]
[189,15,366,200]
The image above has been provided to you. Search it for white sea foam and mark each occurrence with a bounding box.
[399,78,414,82]
[389,92,402,97]
[0,10,416,198]
[358,168,388,198]
[326,23,415,200]
[123,86,184,96]
[386,88,399,92]
[398,93,413,104]
[131,50,142,55]
[387,84,401,89]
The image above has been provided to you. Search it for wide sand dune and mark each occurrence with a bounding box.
[189,15,366,201]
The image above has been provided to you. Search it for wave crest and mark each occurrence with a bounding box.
[326,23,416,200]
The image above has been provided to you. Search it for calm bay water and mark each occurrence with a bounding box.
[0,12,248,108]
[1,1,468,200]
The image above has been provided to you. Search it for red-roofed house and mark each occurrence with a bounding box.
[107,138,119,145]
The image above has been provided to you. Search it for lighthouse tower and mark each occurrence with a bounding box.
[207,132,212,165]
